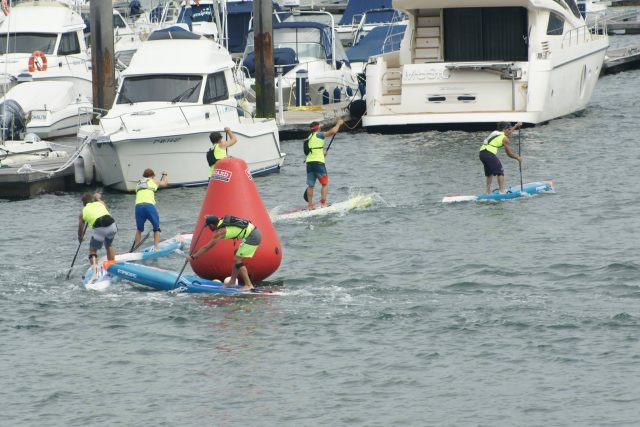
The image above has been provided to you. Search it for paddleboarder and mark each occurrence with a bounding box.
[479,121,523,194]
[186,215,262,291]
[207,127,237,176]
[133,168,169,252]
[305,118,344,209]
[78,192,117,278]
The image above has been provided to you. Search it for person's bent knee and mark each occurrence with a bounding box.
[319,175,329,185]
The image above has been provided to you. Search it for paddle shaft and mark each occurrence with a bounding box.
[66,222,88,280]
[172,224,207,289]
[130,230,151,252]
[518,129,523,192]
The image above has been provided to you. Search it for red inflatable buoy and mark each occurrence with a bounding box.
[190,158,282,282]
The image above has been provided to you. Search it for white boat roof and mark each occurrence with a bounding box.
[0,2,85,34]
[123,38,235,76]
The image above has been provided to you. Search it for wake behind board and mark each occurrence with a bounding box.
[271,194,374,222]
[442,181,554,203]
[83,235,184,290]
[107,262,278,295]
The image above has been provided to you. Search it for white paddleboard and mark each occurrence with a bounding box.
[270,194,374,222]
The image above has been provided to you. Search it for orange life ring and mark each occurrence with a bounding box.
[1,0,9,16]
[28,50,48,72]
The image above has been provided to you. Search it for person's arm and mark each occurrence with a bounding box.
[155,172,169,188]
[502,139,522,162]
[219,127,238,149]
[187,228,225,261]
[323,118,344,138]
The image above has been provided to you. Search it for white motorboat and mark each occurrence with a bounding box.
[363,0,609,131]
[81,27,285,192]
[0,80,92,139]
[0,1,92,98]
[241,13,359,108]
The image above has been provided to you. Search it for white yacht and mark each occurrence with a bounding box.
[363,0,609,131]
[81,27,285,192]
[241,16,359,108]
[0,1,92,98]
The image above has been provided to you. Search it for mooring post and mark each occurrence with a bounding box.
[89,0,116,119]
[253,0,275,118]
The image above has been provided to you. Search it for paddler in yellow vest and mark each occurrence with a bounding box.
[207,127,237,177]
[78,192,117,277]
[186,215,262,291]
[479,121,523,194]
[305,118,343,209]
[133,168,169,252]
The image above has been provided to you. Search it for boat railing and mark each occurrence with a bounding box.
[96,102,256,133]
[561,24,595,48]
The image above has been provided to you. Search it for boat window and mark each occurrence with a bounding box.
[58,32,81,55]
[246,28,326,61]
[0,33,57,55]
[203,72,229,104]
[113,14,127,29]
[443,7,528,62]
[117,75,202,104]
[552,0,569,11]
[547,13,565,35]
[566,0,582,18]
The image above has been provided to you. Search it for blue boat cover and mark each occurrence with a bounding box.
[338,0,393,25]
[243,47,298,77]
[148,26,201,41]
[347,24,405,63]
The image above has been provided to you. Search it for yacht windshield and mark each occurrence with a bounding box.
[0,33,57,55]
[117,75,202,104]
[246,28,326,61]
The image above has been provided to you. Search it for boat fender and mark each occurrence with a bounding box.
[74,157,86,184]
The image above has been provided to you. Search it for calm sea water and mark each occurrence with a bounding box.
[2,38,640,426]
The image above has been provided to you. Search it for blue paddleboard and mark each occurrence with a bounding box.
[442,181,554,203]
[83,236,183,289]
[107,262,276,295]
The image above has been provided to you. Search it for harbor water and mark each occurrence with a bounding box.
[2,43,640,426]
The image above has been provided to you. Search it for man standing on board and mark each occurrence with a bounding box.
[133,168,169,252]
[305,119,343,209]
[479,121,523,194]
[78,192,117,278]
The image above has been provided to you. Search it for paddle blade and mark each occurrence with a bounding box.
[303,188,308,202]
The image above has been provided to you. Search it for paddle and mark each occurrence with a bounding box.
[129,230,151,253]
[66,222,88,280]
[171,220,210,290]
[303,129,339,202]
[518,128,523,192]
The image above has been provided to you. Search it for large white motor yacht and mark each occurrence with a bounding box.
[82,27,285,192]
[363,0,609,131]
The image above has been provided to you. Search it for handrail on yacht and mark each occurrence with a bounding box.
[561,22,606,48]
[96,102,256,132]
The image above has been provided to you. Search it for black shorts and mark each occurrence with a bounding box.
[479,150,504,177]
